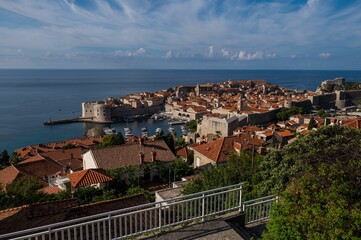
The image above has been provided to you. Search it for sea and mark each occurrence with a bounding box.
[1,69,361,152]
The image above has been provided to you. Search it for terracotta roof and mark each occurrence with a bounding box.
[0,194,149,235]
[176,147,188,158]
[0,166,23,190]
[16,156,64,180]
[193,135,265,164]
[68,169,112,188]
[90,139,176,170]
[40,186,62,194]
[15,137,104,159]
[275,129,294,138]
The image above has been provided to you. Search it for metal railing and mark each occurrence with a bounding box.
[0,183,244,240]
[243,195,278,224]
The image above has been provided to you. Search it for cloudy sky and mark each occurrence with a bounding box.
[0,0,360,69]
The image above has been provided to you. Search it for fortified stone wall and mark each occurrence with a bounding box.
[289,100,313,110]
[247,108,281,125]
[308,93,336,109]
[110,105,164,121]
[345,90,361,106]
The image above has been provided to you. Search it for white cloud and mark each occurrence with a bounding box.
[0,0,360,68]
[236,50,275,61]
[165,50,172,59]
[114,48,146,57]
[319,52,331,58]
[221,48,229,57]
[206,46,214,57]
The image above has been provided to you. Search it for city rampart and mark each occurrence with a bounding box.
[246,108,281,125]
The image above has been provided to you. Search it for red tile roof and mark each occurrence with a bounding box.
[68,169,112,188]
[90,139,176,170]
[0,166,23,190]
[176,147,188,158]
[193,135,264,164]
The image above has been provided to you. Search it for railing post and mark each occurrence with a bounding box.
[201,193,205,222]
[108,214,112,240]
[238,184,242,212]
[158,204,162,229]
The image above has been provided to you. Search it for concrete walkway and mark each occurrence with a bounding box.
[144,218,243,240]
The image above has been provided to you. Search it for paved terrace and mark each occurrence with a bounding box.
[143,213,267,240]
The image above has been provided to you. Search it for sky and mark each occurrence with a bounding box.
[0,0,360,70]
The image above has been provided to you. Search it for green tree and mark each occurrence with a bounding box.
[183,152,262,200]
[259,126,361,239]
[175,137,186,148]
[0,150,10,168]
[74,186,103,205]
[98,133,125,148]
[307,116,317,130]
[187,120,198,133]
[276,107,304,121]
[316,109,330,118]
[9,152,21,165]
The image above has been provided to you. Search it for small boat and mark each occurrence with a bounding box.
[124,116,135,122]
[124,127,132,133]
[155,128,163,134]
[141,127,148,137]
[168,127,175,133]
[103,127,116,135]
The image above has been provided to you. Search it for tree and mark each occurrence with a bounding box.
[259,126,361,239]
[316,109,330,118]
[276,107,304,121]
[175,137,186,148]
[98,133,125,148]
[9,152,21,165]
[187,120,198,133]
[307,116,317,130]
[183,152,263,200]
[73,186,103,205]
[0,150,10,167]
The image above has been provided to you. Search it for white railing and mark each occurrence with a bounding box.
[243,195,278,224]
[0,184,243,240]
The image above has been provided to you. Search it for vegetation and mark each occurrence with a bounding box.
[307,116,317,130]
[276,106,304,121]
[98,133,125,148]
[344,81,361,91]
[0,150,10,169]
[258,126,361,239]
[183,152,263,200]
[316,108,331,118]
[0,177,71,210]
[187,120,198,133]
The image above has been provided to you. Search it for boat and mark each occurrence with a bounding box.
[124,127,132,133]
[155,128,163,134]
[168,119,184,125]
[141,127,148,137]
[103,127,116,135]
[124,116,135,122]
[168,127,175,133]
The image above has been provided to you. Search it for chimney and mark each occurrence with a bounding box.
[139,137,145,146]
[151,151,157,162]
[139,152,145,164]
[70,153,74,159]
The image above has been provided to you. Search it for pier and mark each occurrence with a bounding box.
[43,117,110,125]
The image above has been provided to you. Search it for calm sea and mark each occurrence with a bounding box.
[1,69,361,152]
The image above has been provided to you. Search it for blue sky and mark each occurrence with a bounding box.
[0,0,360,69]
